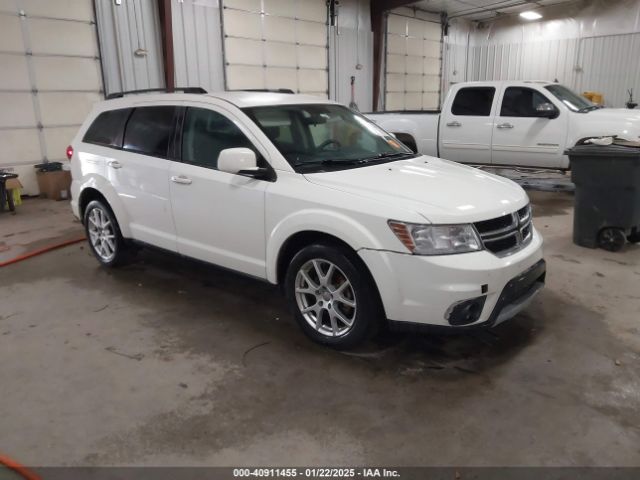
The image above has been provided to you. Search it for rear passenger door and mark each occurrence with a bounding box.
[169,105,269,279]
[439,86,496,165]
[111,105,178,251]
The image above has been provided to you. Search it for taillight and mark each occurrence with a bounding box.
[66,145,73,160]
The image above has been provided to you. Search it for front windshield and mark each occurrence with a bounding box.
[545,84,597,112]
[243,104,415,170]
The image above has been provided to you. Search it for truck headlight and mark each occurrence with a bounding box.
[388,221,483,255]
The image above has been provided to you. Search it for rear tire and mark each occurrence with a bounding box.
[83,200,129,267]
[284,243,383,349]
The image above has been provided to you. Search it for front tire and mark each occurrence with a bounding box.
[83,200,129,267]
[284,243,383,349]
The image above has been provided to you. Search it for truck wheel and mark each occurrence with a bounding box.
[597,227,626,252]
[284,243,383,349]
[627,229,640,244]
[84,200,129,267]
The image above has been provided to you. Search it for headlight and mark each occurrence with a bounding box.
[388,221,483,255]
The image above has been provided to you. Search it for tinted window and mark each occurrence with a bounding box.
[501,87,552,117]
[451,87,495,116]
[123,106,177,157]
[181,107,255,169]
[83,108,132,147]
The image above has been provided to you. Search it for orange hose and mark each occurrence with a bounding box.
[0,236,85,268]
[0,454,41,480]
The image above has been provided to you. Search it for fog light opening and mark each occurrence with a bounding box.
[445,296,487,326]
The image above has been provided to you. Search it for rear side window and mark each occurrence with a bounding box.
[181,107,255,169]
[500,87,551,117]
[83,108,132,147]
[451,87,495,116]
[123,106,177,158]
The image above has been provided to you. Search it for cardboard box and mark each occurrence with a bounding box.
[36,170,71,201]
[5,178,22,190]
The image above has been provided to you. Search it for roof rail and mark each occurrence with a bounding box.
[106,87,207,100]
[233,89,295,94]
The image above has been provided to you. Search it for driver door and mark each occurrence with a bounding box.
[491,86,568,168]
[169,105,270,278]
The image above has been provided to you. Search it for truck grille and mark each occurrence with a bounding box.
[474,205,533,256]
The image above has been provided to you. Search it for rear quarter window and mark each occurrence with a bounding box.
[451,87,495,116]
[83,108,133,147]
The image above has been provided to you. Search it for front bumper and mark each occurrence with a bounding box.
[358,227,544,328]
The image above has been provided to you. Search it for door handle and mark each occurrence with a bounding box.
[170,175,192,185]
[446,121,462,127]
[497,123,514,129]
[108,160,123,169]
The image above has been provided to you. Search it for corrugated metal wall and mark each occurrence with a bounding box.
[574,33,640,107]
[95,0,165,96]
[172,0,224,92]
[445,0,640,108]
[458,34,640,108]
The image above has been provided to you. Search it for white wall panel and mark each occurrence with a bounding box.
[0,93,36,128]
[328,0,373,112]
[0,1,102,194]
[384,11,442,110]
[0,15,23,51]
[21,0,93,21]
[222,0,328,97]
[29,18,98,56]
[0,54,30,89]
[38,92,102,126]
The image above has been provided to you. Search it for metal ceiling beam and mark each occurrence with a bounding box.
[371,0,419,110]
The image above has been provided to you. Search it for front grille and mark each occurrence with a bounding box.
[474,204,533,256]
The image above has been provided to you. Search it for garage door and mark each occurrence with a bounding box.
[385,12,441,111]
[0,0,102,195]
[221,0,328,97]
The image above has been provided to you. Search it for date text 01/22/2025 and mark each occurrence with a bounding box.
[232,468,401,478]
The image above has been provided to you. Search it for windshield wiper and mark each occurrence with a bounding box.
[352,151,417,162]
[579,105,603,113]
[293,159,366,168]
[294,152,416,169]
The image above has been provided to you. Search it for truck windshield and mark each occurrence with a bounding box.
[243,104,415,171]
[545,84,598,112]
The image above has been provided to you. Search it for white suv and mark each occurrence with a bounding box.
[69,89,546,348]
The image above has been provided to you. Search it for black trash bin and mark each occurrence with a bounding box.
[565,143,640,251]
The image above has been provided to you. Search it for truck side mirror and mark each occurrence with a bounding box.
[535,103,559,119]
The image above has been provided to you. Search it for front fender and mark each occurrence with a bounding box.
[78,175,132,238]
[266,209,384,283]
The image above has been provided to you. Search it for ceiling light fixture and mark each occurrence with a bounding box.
[520,10,542,20]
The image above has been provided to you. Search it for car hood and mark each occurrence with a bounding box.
[575,108,640,141]
[303,156,528,224]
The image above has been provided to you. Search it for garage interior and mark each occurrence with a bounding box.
[1,0,640,472]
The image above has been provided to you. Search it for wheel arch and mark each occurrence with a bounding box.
[274,229,387,317]
[77,177,131,237]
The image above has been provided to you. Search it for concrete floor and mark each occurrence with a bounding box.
[1,191,639,467]
[0,197,84,264]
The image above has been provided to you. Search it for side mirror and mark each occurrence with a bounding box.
[217,147,272,180]
[535,102,559,119]
[218,147,257,174]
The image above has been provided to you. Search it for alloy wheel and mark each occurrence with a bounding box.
[87,206,117,262]
[294,258,357,337]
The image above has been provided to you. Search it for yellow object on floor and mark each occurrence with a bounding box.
[2,189,22,208]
